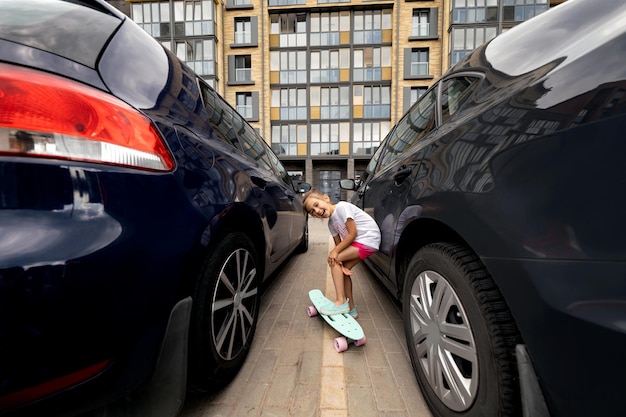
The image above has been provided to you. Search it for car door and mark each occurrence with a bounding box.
[200,83,297,265]
[354,73,484,292]
[229,116,298,264]
[354,86,439,290]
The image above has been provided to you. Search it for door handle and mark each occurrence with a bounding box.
[393,165,413,184]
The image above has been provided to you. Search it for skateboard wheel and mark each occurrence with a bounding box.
[354,335,367,347]
[307,306,318,317]
[334,337,348,352]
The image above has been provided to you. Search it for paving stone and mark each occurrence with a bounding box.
[179,218,432,417]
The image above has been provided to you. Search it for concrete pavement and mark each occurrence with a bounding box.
[179,218,433,417]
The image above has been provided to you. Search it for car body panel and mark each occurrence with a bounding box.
[348,1,626,416]
[0,0,308,415]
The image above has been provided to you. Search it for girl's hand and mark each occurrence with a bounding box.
[327,250,338,266]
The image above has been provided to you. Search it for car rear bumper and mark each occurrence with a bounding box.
[0,160,202,416]
[484,256,626,417]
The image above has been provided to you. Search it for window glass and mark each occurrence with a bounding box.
[376,87,437,168]
[440,75,481,123]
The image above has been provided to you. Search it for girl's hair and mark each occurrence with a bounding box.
[302,189,326,210]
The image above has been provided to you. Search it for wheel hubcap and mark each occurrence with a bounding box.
[408,270,478,411]
[211,248,258,361]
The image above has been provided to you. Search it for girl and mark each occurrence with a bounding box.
[303,190,381,317]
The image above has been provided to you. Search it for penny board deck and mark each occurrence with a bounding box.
[308,289,364,341]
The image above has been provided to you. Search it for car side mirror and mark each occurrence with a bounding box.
[339,179,356,191]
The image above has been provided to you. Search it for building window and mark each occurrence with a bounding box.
[452,0,499,24]
[176,0,215,36]
[403,48,433,80]
[311,123,345,156]
[236,92,253,119]
[270,13,307,47]
[353,47,390,82]
[310,50,342,83]
[353,9,391,44]
[276,50,307,84]
[234,17,252,44]
[169,39,216,76]
[412,10,430,37]
[268,0,305,6]
[450,26,497,65]
[310,12,340,46]
[235,55,251,82]
[226,0,252,9]
[502,0,550,22]
[410,49,429,76]
[272,88,307,120]
[363,86,391,118]
[311,86,350,119]
[452,0,549,24]
[352,121,388,156]
[271,124,307,156]
[319,170,341,203]
[131,2,171,37]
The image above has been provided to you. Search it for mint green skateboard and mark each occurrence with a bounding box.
[307,289,366,352]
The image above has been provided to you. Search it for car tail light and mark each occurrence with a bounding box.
[0,63,174,171]
[0,360,111,411]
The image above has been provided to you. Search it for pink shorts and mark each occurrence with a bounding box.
[351,242,378,260]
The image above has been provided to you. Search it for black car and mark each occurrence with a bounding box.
[0,1,309,416]
[341,0,626,416]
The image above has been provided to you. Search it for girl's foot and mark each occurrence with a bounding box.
[319,299,350,315]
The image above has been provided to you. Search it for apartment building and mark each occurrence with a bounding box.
[109,0,563,200]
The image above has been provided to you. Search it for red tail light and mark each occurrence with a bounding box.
[0,63,174,171]
[0,360,111,411]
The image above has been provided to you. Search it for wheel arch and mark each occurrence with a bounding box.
[394,217,471,299]
[207,203,267,273]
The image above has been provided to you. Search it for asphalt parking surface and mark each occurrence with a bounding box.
[179,218,433,417]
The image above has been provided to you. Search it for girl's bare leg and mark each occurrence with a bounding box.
[344,275,353,310]
[329,261,348,305]
[331,246,361,310]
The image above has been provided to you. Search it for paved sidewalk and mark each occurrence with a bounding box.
[180,218,433,417]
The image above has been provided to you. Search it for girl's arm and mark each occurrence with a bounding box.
[329,218,357,264]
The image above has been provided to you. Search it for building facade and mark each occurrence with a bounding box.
[109,0,564,200]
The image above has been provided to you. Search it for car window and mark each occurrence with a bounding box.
[440,75,481,124]
[198,80,278,173]
[377,87,437,168]
[199,81,224,125]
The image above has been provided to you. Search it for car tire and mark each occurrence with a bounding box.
[188,232,260,390]
[402,242,521,417]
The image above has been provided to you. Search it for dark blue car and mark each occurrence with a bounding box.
[341,0,626,416]
[0,1,309,415]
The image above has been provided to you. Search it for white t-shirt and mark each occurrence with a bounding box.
[328,201,381,250]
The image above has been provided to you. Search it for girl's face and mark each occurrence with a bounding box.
[305,195,333,218]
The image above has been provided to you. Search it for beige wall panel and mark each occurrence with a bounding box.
[340,68,350,82]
